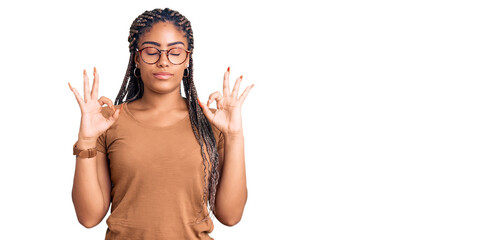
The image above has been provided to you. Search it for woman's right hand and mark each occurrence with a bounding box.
[68,67,122,142]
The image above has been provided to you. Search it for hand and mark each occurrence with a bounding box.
[199,67,254,136]
[68,67,122,141]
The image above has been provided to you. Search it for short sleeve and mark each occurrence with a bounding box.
[95,106,114,154]
[96,132,107,153]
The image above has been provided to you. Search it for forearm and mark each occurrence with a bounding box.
[71,139,107,228]
[215,133,248,226]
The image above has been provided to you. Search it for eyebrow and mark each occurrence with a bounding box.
[141,41,185,47]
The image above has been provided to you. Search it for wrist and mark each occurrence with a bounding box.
[76,138,97,149]
[223,131,244,139]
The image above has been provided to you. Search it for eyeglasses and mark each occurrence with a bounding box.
[136,47,191,65]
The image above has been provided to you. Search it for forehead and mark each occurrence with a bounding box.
[138,22,188,47]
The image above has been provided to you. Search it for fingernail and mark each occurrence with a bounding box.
[94,67,96,74]
[240,75,243,79]
[83,69,86,75]
[120,104,124,112]
[68,82,72,91]
[197,98,202,108]
[227,67,230,72]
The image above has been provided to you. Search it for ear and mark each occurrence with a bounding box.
[134,52,140,67]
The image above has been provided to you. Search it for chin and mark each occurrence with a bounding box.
[149,81,182,94]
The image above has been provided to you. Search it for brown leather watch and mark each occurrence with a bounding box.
[73,142,98,158]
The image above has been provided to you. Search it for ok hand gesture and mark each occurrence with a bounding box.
[199,67,254,137]
[68,68,122,141]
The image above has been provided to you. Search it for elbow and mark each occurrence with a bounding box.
[72,194,108,229]
[220,215,243,227]
[216,207,245,226]
[215,190,248,226]
[76,210,107,228]
[74,205,105,229]
[77,213,104,229]
[73,208,104,229]
[79,218,100,229]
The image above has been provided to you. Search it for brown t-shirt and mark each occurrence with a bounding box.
[96,102,224,240]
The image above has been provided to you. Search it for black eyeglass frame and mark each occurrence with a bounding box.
[136,47,191,65]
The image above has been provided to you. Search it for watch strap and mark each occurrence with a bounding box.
[73,141,98,158]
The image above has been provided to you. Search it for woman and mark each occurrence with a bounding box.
[68,8,253,239]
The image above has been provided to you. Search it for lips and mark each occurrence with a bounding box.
[153,72,174,80]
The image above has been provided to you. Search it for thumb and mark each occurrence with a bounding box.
[198,98,213,119]
[107,104,123,126]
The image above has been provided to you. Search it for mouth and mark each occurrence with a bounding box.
[153,72,174,80]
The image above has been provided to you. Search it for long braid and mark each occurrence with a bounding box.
[114,8,220,223]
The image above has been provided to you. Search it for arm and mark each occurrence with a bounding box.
[71,139,111,228]
[68,68,120,228]
[214,133,248,226]
[199,67,254,226]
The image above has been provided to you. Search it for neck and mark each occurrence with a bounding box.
[135,85,187,113]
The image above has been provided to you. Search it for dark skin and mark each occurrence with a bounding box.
[128,22,190,126]
[69,21,253,226]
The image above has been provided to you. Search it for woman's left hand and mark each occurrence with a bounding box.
[199,67,254,137]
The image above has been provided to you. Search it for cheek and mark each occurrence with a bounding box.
[173,66,186,76]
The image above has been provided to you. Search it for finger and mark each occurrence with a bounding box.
[68,82,84,107]
[90,67,99,100]
[238,84,254,103]
[83,69,91,103]
[198,98,214,119]
[223,67,230,97]
[207,91,224,109]
[231,75,243,99]
[98,96,115,111]
[107,104,123,125]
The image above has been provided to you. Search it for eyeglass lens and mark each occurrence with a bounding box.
[141,47,187,64]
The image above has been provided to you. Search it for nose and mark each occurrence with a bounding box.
[157,50,171,67]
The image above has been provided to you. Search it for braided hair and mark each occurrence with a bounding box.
[114,8,219,223]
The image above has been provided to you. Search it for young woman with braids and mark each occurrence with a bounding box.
[68,8,253,239]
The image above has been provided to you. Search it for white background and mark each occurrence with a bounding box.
[0,0,502,239]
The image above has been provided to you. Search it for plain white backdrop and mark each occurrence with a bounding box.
[0,0,502,239]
